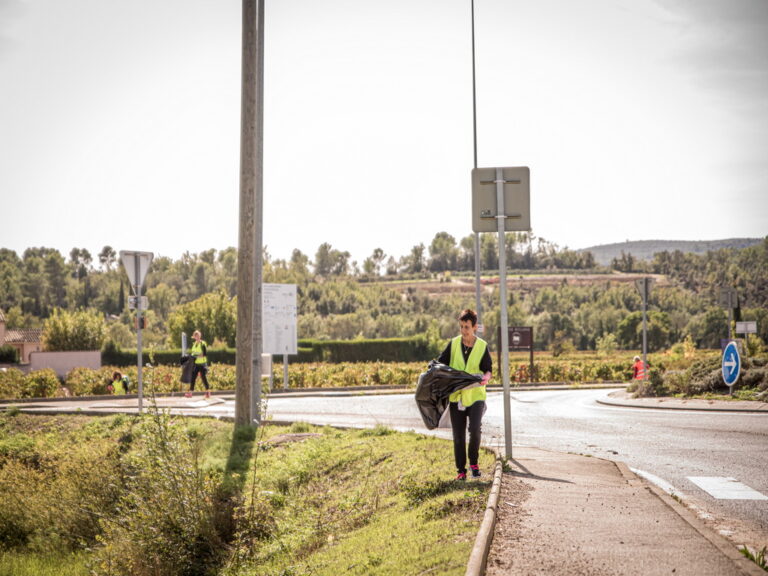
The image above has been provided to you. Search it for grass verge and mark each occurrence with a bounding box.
[0,413,495,576]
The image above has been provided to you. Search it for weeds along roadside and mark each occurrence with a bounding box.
[0,374,496,576]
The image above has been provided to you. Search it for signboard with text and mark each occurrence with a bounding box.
[262,284,298,355]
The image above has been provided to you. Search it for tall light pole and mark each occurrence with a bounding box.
[236,0,265,427]
[471,0,483,331]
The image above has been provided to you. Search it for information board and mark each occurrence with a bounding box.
[262,283,298,355]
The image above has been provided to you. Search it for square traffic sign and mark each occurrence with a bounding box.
[471,167,530,233]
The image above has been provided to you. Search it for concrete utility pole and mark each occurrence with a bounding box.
[236,0,265,427]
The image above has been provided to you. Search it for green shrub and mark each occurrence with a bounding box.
[91,410,226,576]
[628,367,667,397]
[64,366,115,396]
[0,344,19,363]
[22,369,60,399]
[41,308,106,352]
[0,367,26,399]
[0,416,126,555]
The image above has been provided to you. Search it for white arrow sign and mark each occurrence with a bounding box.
[721,341,741,387]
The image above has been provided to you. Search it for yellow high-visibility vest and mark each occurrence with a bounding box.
[191,340,208,365]
[448,335,487,407]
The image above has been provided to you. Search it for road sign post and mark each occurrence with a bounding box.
[719,287,739,340]
[721,340,741,395]
[119,250,154,413]
[634,277,655,380]
[472,166,530,461]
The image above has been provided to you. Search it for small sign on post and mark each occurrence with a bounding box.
[735,321,757,334]
[128,296,149,310]
[498,326,534,385]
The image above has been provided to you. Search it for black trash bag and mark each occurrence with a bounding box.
[415,360,482,430]
[180,355,194,385]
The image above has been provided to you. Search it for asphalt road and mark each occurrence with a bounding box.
[261,388,768,548]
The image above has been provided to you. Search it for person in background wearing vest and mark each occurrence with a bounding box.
[632,355,646,380]
[437,308,492,480]
[186,330,211,398]
[109,371,130,395]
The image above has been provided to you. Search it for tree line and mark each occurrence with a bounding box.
[0,234,766,355]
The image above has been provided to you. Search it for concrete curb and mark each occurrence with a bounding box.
[597,396,768,414]
[466,458,504,576]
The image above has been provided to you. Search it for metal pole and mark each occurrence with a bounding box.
[471,0,478,170]
[641,278,648,380]
[496,168,512,459]
[728,291,734,340]
[283,355,289,389]
[249,0,265,425]
[471,0,483,332]
[134,264,143,413]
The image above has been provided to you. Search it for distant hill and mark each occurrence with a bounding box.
[579,238,763,267]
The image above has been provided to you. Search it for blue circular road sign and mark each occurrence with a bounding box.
[721,341,741,387]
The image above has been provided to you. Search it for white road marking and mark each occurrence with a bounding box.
[631,468,686,498]
[687,477,768,500]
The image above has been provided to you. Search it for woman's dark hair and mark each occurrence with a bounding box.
[458,308,477,326]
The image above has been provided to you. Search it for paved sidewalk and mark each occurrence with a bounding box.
[484,446,764,575]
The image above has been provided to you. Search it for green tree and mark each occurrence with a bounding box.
[428,232,458,272]
[402,243,426,274]
[0,249,23,311]
[479,234,499,270]
[98,245,117,271]
[41,307,106,351]
[146,282,180,322]
[687,307,729,349]
[166,291,236,347]
[617,310,671,352]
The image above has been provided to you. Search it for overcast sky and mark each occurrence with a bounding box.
[1,0,766,266]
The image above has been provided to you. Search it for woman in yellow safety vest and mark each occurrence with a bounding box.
[186,330,211,398]
[437,308,492,480]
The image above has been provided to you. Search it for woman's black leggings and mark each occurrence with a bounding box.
[190,364,209,391]
[449,400,485,473]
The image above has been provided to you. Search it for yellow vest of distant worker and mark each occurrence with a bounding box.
[191,340,208,365]
[448,335,487,407]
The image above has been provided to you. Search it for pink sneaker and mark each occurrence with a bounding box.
[184,392,192,398]
[204,391,211,399]
[456,471,467,481]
